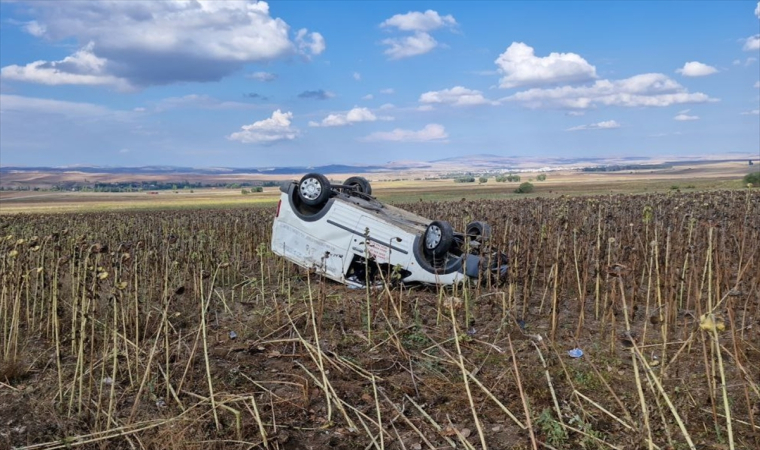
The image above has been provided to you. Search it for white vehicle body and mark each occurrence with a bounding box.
[271,175,505,287]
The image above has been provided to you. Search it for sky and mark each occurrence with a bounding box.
[0,0,758,168]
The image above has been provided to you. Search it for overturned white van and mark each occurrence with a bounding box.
[271,173,507,287]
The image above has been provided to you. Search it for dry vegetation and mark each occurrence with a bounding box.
[1,188,759,449]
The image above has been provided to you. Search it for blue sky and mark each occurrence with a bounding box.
[0,0,758,168]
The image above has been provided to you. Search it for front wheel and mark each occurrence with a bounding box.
[298,173,331,207]
[424,220,454,258]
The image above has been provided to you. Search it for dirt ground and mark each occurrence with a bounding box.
[1,188,759,450]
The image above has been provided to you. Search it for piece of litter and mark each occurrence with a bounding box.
[229,330,238,340]
[568,348,584,358]
[102,377,113,386]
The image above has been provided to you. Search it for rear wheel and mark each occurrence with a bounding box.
[343,176,372,195]
[298,173,331,207]
[424,220,454,258]
[466,221,492,240]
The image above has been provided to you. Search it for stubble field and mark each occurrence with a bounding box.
[1,185,759,450]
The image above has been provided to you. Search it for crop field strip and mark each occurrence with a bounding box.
[1,189,759,449]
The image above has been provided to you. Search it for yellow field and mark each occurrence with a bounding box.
[0,160,753,214]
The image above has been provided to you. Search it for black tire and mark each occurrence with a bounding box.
[424,220,454,258]
[298,173,331,207]
[466,221,492,240]
[343,176,372,195]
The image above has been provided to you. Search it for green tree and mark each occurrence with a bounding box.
[241,188,250,195]
[537,173,547,181]
[479,176,488,184]
[514,182,534,194]
[744,171,760,187]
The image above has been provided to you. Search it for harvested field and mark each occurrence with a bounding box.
[1,189,759,449]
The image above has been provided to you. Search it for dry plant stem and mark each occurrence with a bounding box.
[573,390,635,431]
[594,203,603,320]
[381,392,436,450]
[127,288,170,423]
[200,267,221,430]
[707,227,735,450]
[585,356,635,425]
[420,333,526,429]
[532,341,564,426]
[371,374,384,450]
[630,342,696,449]
[572,229,585,339]
[508,334,538,450]
[449,303,488,450]
[550,232,562,341]
[618,277,654,450]
[305,275,334,423]
[403,394,457,448]
[17,417,183,450]
[446,414,478,450]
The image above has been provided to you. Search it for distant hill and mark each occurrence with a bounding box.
[1,153,756,189]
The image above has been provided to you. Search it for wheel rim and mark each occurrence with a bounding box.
[425,225,442,250]
[300,178,321,200]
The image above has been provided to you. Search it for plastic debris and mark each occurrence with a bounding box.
[102,376,114,386]
[567,348,584,358]
[229,330,238,340]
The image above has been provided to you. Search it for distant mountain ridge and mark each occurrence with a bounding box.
[1,153,755,176]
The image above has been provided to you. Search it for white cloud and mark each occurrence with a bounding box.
[507,73,716,109]
[23,20,46,37]
[383,32,438,59]
[228,110,299,144]
[248,71,277,82]
[741,109,760,115]
[649,131,683,138]
[674,113,699,121]
[4,1,321,87]
[419,86,497,106]
[676,61,718,77]
[756,2,760,19]
[495,42,597,89]
[744,35,760,51]
[566,120,620,131]
[295,29,326,56]
[155,94,256,112]
[1,42,130,90]
[417,105,434,111]
[755,81,760,88]
[0,94,114,117]
[381,10,456,32]
[380,88,395,94]
[309,107,390,127]
[733,59,742,65]
[363,124,448,142]
[566,111,585,116]
[379,10,455,60]
[362,94,374,100]
[353,72,361,81]
[379,103,395,110]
